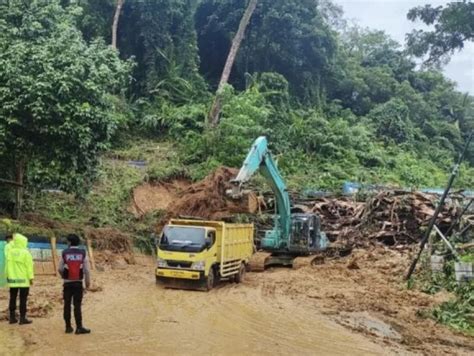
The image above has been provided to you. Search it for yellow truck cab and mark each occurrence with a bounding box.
[156,219,254,290]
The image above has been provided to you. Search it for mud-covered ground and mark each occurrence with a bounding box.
[1,249,473,355]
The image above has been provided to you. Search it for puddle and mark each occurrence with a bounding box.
[337,312,402,341]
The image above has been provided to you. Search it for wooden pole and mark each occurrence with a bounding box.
[86,238,96,271]
[406,131,473,280]
[50,236,59,276]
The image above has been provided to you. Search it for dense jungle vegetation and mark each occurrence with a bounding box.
[0,0,473,212]
[1,0,473,335]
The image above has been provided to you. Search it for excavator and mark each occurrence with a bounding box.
[229,136,329,271]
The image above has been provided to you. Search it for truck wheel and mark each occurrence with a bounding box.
[235,263,246,284]
[206,268,215,291]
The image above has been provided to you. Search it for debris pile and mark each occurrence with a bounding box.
[357,190,458,246]
[309,198,364,242]
[300,191,462,249]
[162,167,256,223]
[85,228,132,253]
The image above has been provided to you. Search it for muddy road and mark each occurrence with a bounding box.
[1,265,396,355]
[1,249,474,355]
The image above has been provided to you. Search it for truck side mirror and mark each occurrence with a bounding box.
[206,231,215,249]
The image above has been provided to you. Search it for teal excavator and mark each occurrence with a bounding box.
[229,136,328,271]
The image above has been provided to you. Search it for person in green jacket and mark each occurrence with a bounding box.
[6,233,34,324]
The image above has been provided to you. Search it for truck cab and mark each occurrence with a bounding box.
[156,220,254,290]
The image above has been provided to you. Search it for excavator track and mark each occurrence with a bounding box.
[248,252,272,272]
[292,255,319,270]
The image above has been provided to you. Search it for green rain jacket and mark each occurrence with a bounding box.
[6,233,34,288]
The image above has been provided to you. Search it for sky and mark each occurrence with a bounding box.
[334,0,474,94]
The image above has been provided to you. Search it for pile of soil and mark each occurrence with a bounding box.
[157,167,257,227]
[129,179,191,218]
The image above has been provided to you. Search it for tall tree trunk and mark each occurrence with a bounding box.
[112,0,124,50]
[13,159,25,219]
[208,0,258,127]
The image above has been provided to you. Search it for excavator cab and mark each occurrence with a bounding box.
[289,214,327,253]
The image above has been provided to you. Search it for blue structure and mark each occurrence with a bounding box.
[342,181,474,198]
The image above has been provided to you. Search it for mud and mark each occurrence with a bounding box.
[253,248,474,355]
[1,251,473,355]
[0,264,393,356]
[129,179,191,218]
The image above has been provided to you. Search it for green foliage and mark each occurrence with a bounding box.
[25,140,177,229]
[181,85,270,172]
[0,0,131,194]
[196,0,337,104]
[414,255,474,335]
[407,1,474,66]
[137,99,207,138]
[433,285,474,335]
[0,0,472,252]
[119,0,206,97]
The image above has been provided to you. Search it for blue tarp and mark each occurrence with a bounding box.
[342,181,474,197]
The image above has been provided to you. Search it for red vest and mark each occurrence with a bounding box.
[62,248,86,280]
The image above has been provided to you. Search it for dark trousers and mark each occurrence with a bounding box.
[9,287,29,318]
[63,282,84,328]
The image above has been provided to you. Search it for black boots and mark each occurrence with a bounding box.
[19,317,32,325]
[75,327,91,335]
[9,312,31,324]
[9,312,18,324]
[65,325,74,334]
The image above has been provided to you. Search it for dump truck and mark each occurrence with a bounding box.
[156,219,254,290]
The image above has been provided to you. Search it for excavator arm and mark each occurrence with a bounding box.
[230,137,291,248]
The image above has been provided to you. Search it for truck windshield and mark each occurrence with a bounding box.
[159,226,206,252]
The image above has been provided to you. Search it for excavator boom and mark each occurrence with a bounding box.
[231,136,328,270]
[230,137,291,249]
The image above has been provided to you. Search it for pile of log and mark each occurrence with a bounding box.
[247,189,467,249]
[300,191,464,248]
[358,191,459,246]
[308,198,364,242]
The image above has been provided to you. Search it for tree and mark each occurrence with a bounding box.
[112,0,125,49]
[196,0,337,105]
[208,0,258,126]
[406,1,474,65]
[118,0,205,98]
[0,0,131,216]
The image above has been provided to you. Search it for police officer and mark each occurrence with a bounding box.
[58,234,91,334]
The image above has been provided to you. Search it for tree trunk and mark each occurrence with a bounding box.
[208,0,258,127]
[13,159,25,219]
[112,0,124,50]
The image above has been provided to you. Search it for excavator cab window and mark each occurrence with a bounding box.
[291,217,310,246]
